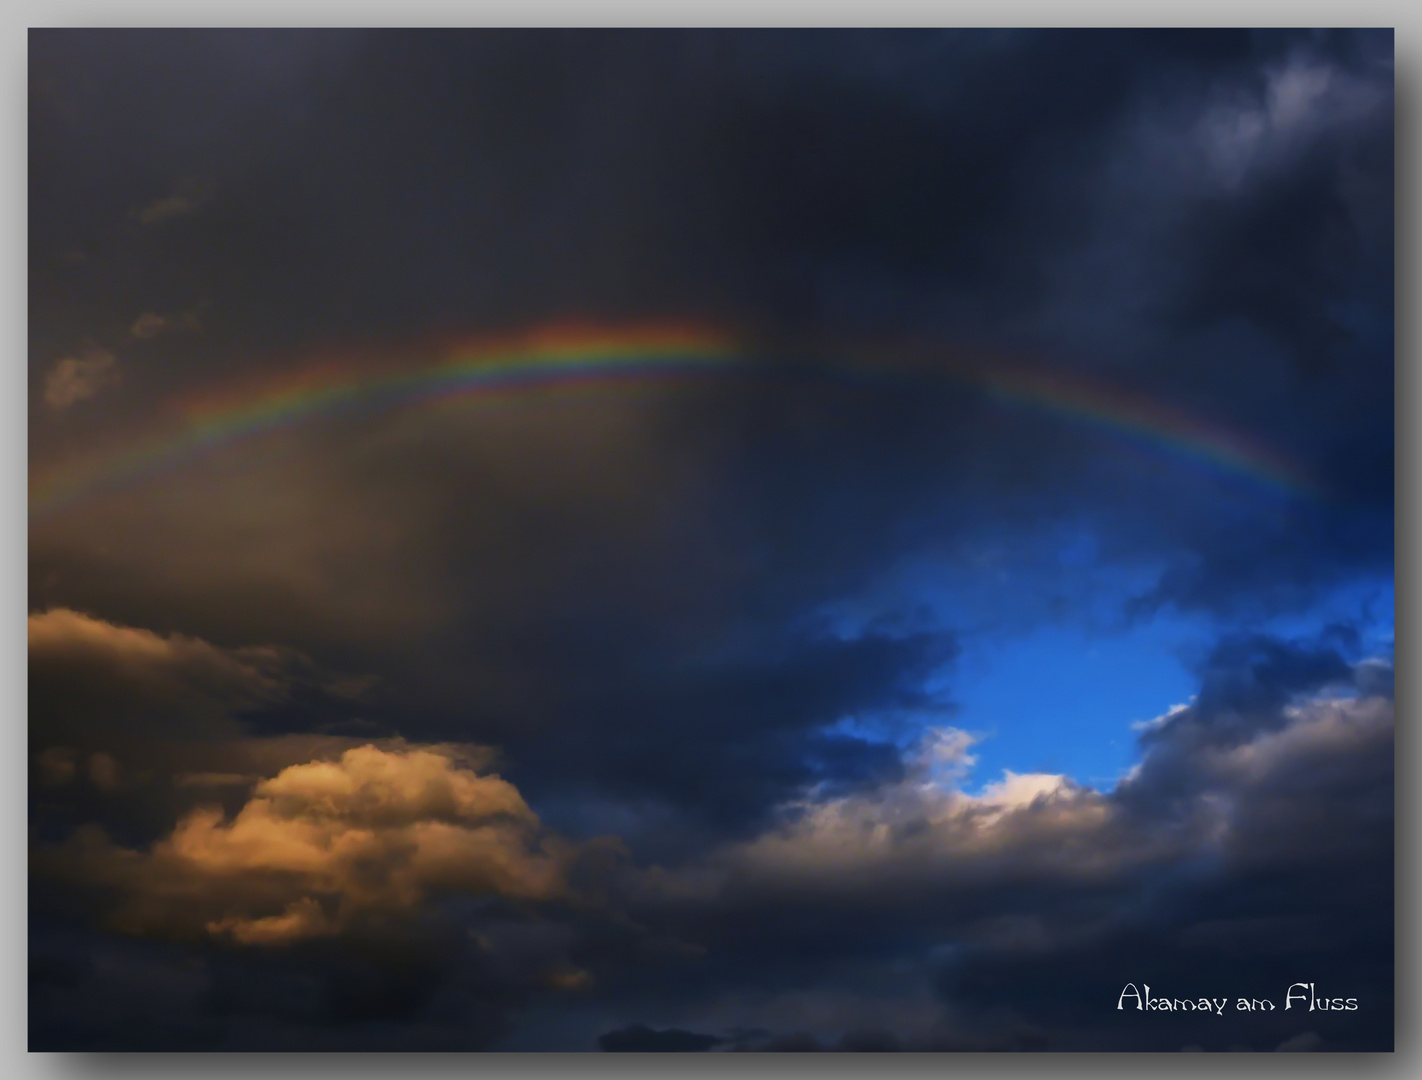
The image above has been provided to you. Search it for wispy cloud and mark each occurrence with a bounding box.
[134,179,209,226]
[130,310,202,340]
[43,347,118,410]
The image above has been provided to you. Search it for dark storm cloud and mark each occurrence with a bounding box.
[1159,632,1356,741]
[27,30,1388,341]
[575,634,1392,1051]
[27,607,453,856]
[1162,41,1393,377]
[28,28,1393,629]
[488,624,953,844]
[31,379,990,839]
[28,915,531,1050]
[28,616,1393,1047]
[28,29,1393,1051]
[27,617,626,1049]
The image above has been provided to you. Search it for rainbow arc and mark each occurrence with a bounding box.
[29,322,1324,519]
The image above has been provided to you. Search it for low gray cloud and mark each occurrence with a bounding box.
[28,608,1393,1049]
[584,636,1392,1051]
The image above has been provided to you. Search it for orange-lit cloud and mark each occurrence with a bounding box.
[29,607,290,697]
[45,744,586,946]
[29,608,294,756]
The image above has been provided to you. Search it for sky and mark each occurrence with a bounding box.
[28,29,1394,1052]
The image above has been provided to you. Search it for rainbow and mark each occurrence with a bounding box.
[28,322,1324,519]
[29,323,738,518]
[964,360,1323,501]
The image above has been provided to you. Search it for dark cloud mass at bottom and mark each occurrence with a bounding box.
[26,613,1393,1050]
[28,28,1392,1051]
